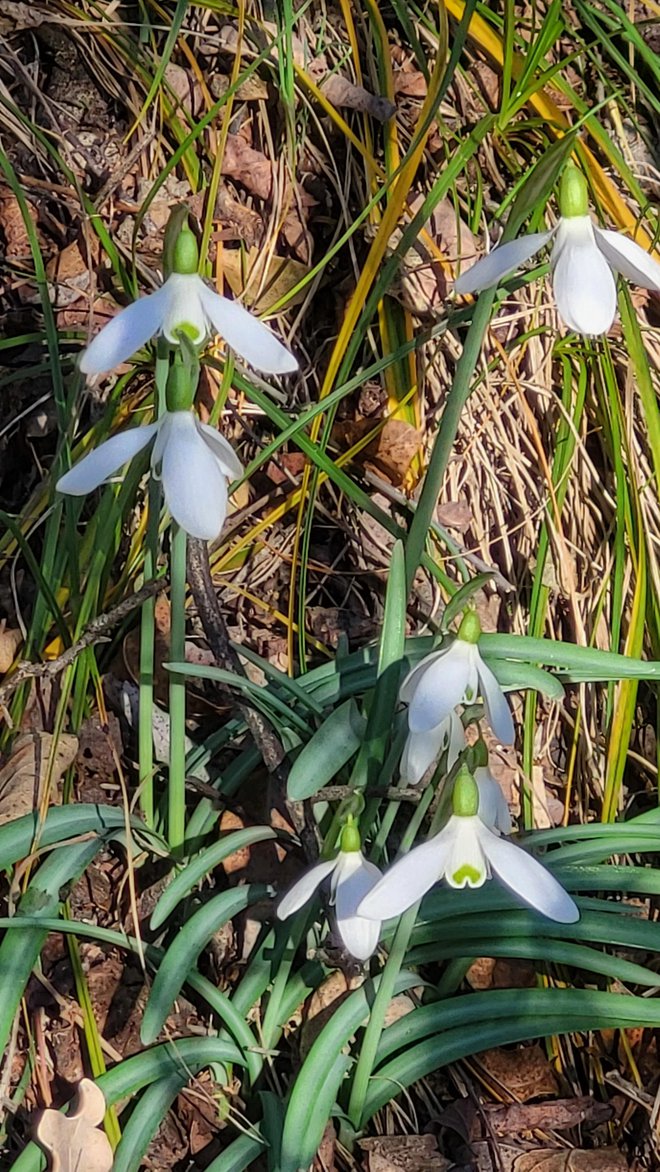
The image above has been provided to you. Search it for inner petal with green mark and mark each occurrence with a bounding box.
[175,321,204,342]
[451,863,483,886]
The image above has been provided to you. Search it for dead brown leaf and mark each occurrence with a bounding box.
[321,74,395,121]
[221,247,309,312]
[394,71,428,98]
[34,1078,114,1172]
[359,1134,450,1171]
[314,1121,336,1171]
[222,134,274,201]
[0,623,22,673]
[486,1096,612,1136]
[334,418,421,486]
[0,183,37,259]
[0,731,78,825]
[478,1044,558,1100]
[514,1148,627,1171]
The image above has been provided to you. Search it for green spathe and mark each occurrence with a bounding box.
[452,765,479,818]
[172,219,200,275]
[559,162,589,219]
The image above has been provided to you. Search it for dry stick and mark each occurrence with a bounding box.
[0,580,165,710]
[186,539,318,860]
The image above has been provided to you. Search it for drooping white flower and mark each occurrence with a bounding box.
[56,410,242,541]
[473,765,512,834]
[277,825,382,961]
[400,708,465,786]
[454,161,660,336]
[401,614,515,747]
[358,767,578,924]
[80,272,298,377]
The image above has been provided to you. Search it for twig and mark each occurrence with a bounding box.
[0,580,165,709]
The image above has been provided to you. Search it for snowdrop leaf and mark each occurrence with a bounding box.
[441,572,498,631]
[56,424,158,495]
[287,699,366,800]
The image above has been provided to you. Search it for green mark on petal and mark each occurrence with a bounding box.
[175,322,204,342]
[452,864,482,886]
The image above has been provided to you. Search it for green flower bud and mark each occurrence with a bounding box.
[452,764,479,818]
[339,816,361,853]
[172,219,199,275]
[468,738,488,770]
[559,161,589,219]
[457,610,481,645]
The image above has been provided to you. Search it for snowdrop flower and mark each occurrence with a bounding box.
[401,612,515,748]
[359,767,578,924]
[80,221,298,377]
[400,708,465,786]
[277,820,382,961]
[56,409,242,541]
[454,161,660,336]
[473,765,512,834]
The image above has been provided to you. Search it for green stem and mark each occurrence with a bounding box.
[168,522,188,855]
[404,288,497,592]
[138,477,160,828]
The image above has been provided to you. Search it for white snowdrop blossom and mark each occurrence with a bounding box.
[473,765,512,834]
[454,161,660,336]
[56,410,242,541]
[401,614,515,748]
[277,825,382,961]
[358,768,578,925]
[80,222,297,377]
[400,708,465,786]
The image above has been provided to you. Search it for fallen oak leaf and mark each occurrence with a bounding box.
[320,73,395,122]
[0,731,78,826]
[35,1078,114,1172]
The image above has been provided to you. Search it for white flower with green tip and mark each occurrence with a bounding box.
[277,820,382,961]
[80,222,298,377]
[56,409,242,541]
[401,612,515,749]
[400,708,465,786]
[454,161,660,336]
[358,767,578,924]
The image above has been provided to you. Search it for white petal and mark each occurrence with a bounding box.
[197,421,244,480]
[407,642,471,734]
[446,709,467,769]
[79,288,171,375]
[454,231,554,294]
[399,646,448,705]
[56,424,158,495]
[551,217,617,335]
[199,285,298,374]
[479,824,579,923]
[476,656,515,745]
[594,227,660,291]
[159,411,229,540]
[445,816,489,888]
[400,725,447,785]
[160,273,208,344]
[334,853,382,960]
[474,767,512,834]
[357,834,451,920]
[277,858,337,919]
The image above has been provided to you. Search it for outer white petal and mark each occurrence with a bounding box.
[407,641,472,734]
[56,424,158,495]
[358,834,451,920]
[478,823,579,923]
[444,816,489,888]
[476,655,515,745]
[197,421,244,480]
[399,646,449,705]
[400,724,447,785]
[334,853,382,960]
[594,227,660,291]
[160,272,208,344]
[551,217,617,335]
[277,858,337,919]
[79,287,171,374]
[158,411,229,540]
[454,230,554,294]
[199,285,298,374]
[474,766,512,834]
